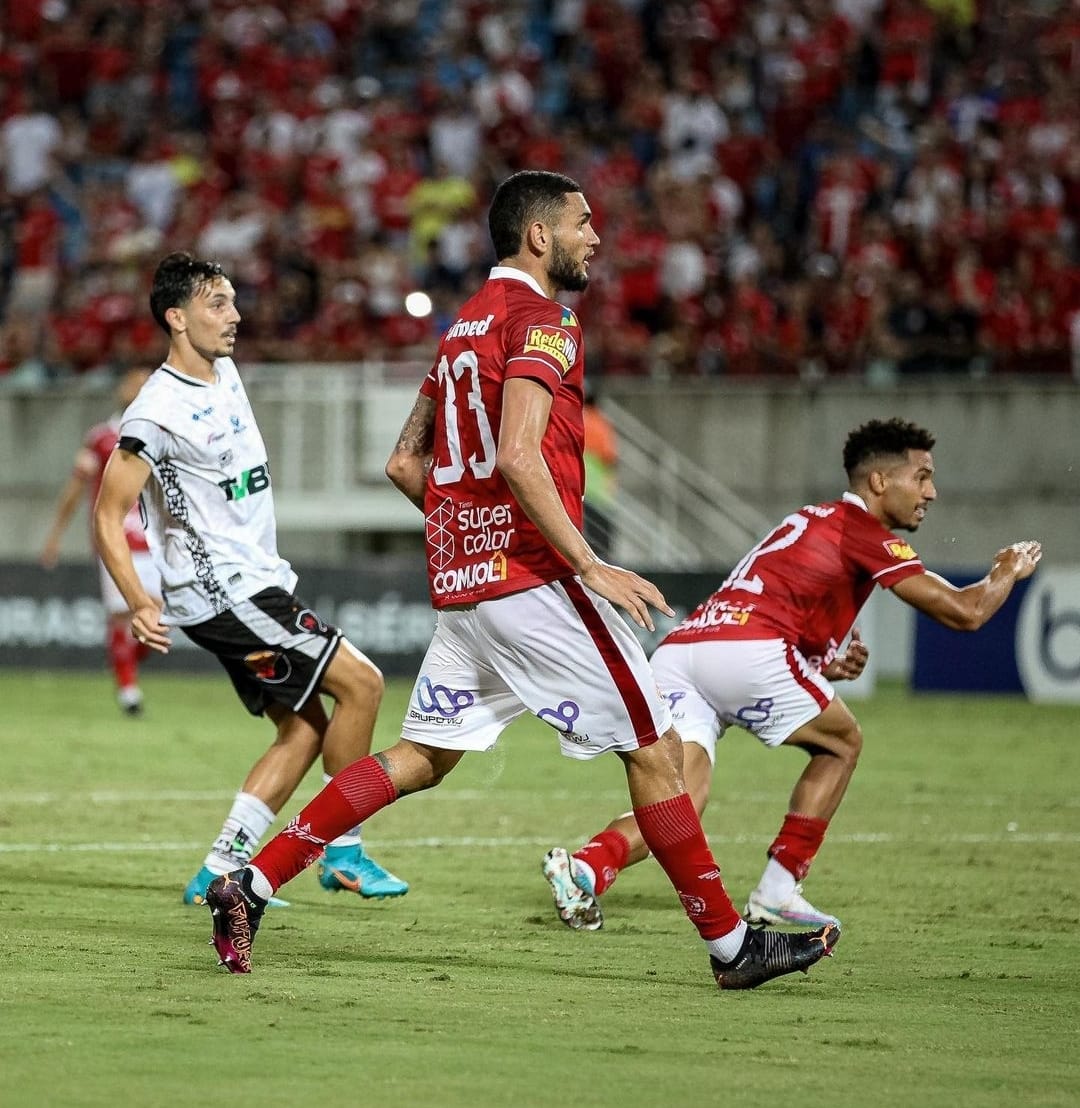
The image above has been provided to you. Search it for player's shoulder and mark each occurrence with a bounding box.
[122,364,198,425]
[443,281,508,339]
[829,494,888,531]
[123,367,167,411]
[503,280,579,329]
[214,356,240,381]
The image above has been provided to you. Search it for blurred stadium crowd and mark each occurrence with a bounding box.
[1,0,1079,384]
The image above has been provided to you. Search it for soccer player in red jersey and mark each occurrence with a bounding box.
[40,366,159,715]
[204,170,840,987]
[546,419,1042,931]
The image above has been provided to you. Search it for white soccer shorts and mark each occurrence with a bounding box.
[649,637,834,761]
[401,577,672,761]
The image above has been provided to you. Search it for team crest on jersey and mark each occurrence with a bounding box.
[523,325,578,375]
[244,649,291,684]
[883,539,917,560]
[295,609,328,634]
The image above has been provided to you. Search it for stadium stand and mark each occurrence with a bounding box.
[0,0,1078,384]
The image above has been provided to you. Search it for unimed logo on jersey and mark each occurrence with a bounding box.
[523,326,578,375]
[883,539,917,560]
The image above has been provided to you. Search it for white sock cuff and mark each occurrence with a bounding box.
[233,791,277,831]
[248,866,274,901]
[707,921,748,963]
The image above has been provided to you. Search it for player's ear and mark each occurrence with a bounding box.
[525,219,549,256]
[165,305,186,334]
[867,468,887,495]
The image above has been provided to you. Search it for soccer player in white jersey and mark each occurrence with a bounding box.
[543,419,1042,932]
[201,170,839,988]
[94,252,407,907]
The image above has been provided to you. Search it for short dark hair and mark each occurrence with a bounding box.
[843,418,936,479]
[488,170,583,261]
[150,252,228,335]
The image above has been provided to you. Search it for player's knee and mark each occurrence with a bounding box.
[838,721,863,768]
[334,652,385,706]
[352,660,385,704]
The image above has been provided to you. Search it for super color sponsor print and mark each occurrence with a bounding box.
[426,497,515,598]
[522,325,578,375]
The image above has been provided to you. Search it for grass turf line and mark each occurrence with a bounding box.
[1,671,1078,1108]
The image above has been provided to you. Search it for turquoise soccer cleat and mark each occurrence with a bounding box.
[317,844,409,898]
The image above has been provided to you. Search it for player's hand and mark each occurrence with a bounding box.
[995,540,1042,582]
[131,603,171,653]
[40,541,60,569]
[822,626,869,681]
[579,560,674,632]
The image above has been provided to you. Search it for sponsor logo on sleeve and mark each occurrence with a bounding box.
[522,325,579,375]
[883,539,917,560]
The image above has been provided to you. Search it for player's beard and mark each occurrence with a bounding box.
[191,333,235,362]
[548,236,589,293]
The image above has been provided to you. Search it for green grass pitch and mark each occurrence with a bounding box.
[2,671,1079,1107]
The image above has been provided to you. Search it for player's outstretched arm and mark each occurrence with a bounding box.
[94,448,170,652]
[497,378,673,631]
[891,540,1042,631]
[40,473,89,568]
[386,394,436,510]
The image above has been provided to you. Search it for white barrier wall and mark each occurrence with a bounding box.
[4,375,1078,570]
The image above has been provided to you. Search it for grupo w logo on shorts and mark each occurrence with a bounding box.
[538,699,590,744]
[731,697,775,732]
[414,676,475,717]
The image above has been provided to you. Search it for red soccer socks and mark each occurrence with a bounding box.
[572,829,631,896]
[767,812,829,880]
[250,756,398,892]
[634,792,742,940]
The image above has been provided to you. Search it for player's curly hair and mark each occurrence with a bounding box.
[488,170,583,260]
[843,418,936,478]
[150,252,228,335]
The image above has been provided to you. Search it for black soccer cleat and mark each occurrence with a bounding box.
[205,869,266,974]
[711,921,841,990]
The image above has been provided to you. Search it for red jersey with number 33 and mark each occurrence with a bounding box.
[419,267,585,608]
[662,492,925,668]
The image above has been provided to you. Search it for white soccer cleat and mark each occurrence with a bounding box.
[542,847,603,931]
[744,883,841,929]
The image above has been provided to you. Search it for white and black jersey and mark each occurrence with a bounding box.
[118,358,297,626]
